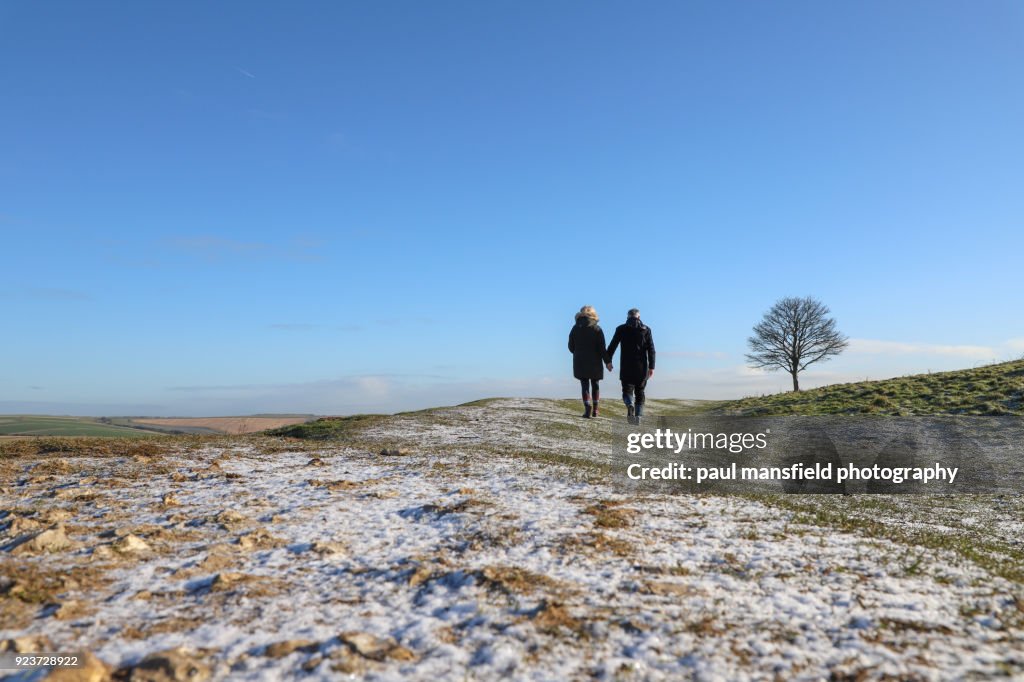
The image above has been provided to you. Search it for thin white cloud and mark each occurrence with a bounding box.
[235,67,256,79]
[355,376,391,401]
[847,338,994,358]
[169,235,267,259]
[1004,338,1024,352]
[650,364,879,400]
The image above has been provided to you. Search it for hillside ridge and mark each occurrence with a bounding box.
[714,358,1024,416]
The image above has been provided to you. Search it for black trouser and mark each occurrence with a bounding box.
[579,379,600,403]
[622,379,647,414]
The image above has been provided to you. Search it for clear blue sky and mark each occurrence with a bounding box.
[2,1,1022,415]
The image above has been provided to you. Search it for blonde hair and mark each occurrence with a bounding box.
[575,305,599,323]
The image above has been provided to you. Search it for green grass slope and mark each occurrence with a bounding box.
[716,359,1024,416]
[0,415,164,437]
[267,414,388,440]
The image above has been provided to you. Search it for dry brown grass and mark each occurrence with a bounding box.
[133,417,310,434]
[120,614,208,640]
[0,437,169,459]
[306,478,384,491]
[476,565,562,595]
[560,532,634,557]
[582,499,636,529]
[0,559,113,628]
[529,599,586,637]
[413,498,489,517]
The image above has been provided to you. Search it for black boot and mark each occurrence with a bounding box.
[592,400,599,418]
[583,402,592,419]
[626,404,635,424]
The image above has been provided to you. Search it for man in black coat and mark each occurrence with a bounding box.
[605,308,656,424]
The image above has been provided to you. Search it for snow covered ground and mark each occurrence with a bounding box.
[1,398,1022,680]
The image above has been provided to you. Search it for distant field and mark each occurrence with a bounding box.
[0,415,163,437]
[130,416,313,435]
[0,414,316,437]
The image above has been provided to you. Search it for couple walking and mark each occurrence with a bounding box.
[568,306,656,423]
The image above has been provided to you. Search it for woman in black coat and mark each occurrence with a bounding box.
[568,305,607,418]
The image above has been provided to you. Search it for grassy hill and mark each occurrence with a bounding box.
[0,415,164,437]
[715,359,1024,416]
[268,413,388,440]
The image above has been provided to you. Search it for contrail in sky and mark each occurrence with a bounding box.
[235,67,256,79]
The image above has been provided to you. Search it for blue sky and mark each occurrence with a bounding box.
[2,1,1022,415]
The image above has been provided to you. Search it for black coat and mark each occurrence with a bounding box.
[568,318,607,380]
[606,318,656,384]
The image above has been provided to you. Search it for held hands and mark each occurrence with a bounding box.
[601,363,650,377]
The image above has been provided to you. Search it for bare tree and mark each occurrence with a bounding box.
[746,296,849,392]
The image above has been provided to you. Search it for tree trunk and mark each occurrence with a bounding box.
[791,371,800,392]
